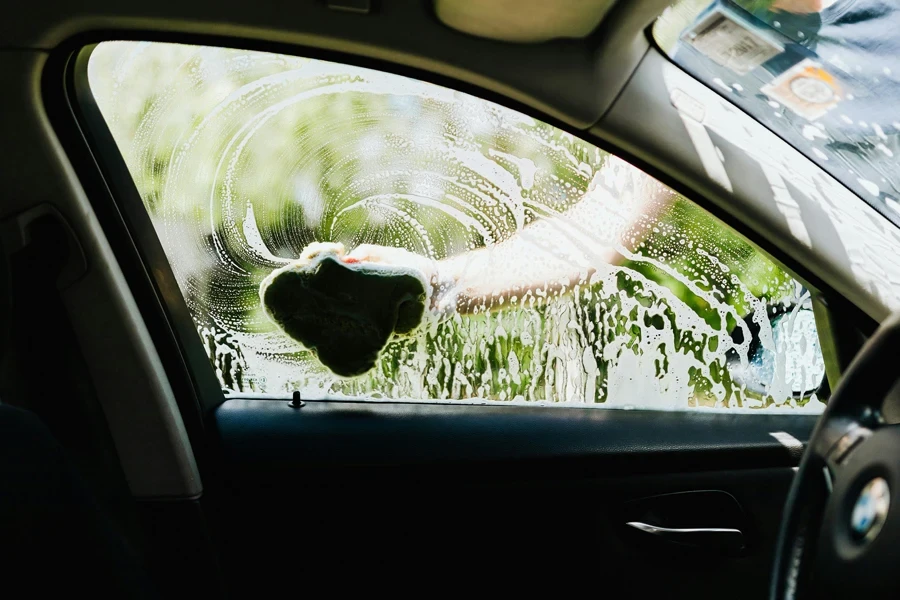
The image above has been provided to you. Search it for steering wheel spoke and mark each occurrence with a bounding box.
[820,418,875,479]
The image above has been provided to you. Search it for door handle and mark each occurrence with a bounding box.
[625,521,744,552]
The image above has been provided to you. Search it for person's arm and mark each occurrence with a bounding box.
[344,160,674,316]
[430,164,674,313]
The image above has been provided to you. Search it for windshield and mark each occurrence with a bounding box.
[655,0,900,227]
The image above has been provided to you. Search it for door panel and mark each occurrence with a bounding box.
[208,399,813,597]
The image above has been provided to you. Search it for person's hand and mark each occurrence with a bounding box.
[344,243,440,287]
[346,243,468,313]
[771,0,838,14]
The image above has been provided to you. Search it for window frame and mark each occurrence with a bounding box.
[52,36,861,414]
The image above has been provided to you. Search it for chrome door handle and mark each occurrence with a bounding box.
[625,521,744,551]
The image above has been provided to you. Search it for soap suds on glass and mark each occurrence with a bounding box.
[88,41,823,411]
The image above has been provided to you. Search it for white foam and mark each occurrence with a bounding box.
[89,42,826,412]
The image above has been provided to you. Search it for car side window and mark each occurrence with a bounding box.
[86,41,826,411]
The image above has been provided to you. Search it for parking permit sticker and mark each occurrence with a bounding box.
[762,59,843,121]
[682,10,782,76]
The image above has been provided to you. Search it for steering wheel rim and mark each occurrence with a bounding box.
[771,312,900,599]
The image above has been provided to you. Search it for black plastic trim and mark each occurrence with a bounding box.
[214,398,816,477]
[40,47,218,477]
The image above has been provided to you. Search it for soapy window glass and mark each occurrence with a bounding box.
[87,41,826,411]
[654,0,900,228]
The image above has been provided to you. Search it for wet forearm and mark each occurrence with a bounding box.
[435,175,674,313]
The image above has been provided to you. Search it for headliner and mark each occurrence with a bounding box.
[0,0,670,129]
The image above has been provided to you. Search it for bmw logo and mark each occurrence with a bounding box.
[850,477,890,543]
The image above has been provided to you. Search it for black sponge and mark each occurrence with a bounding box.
[261,246,428,377]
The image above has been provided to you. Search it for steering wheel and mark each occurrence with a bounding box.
[771,313,900,598]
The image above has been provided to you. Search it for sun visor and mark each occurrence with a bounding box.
[434,0,615,43]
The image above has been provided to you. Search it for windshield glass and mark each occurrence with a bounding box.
[655,0,900,227]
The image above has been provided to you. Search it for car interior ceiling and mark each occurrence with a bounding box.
[0,0,893,598]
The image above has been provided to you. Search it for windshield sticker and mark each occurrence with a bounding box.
[682,10,782,76]
[762,59,843,121]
